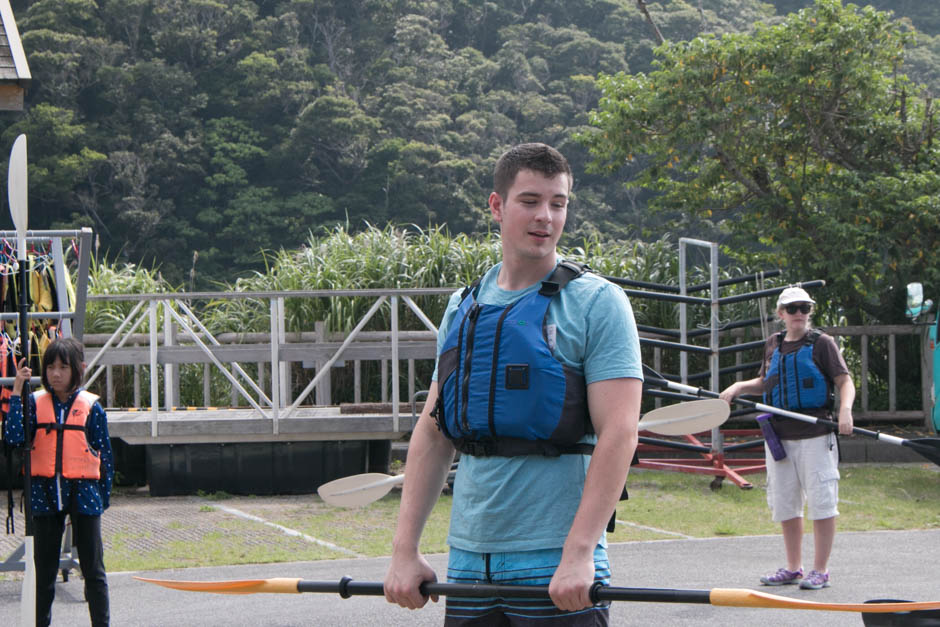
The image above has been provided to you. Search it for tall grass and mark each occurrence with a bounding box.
[199,223,502,336]
[82,225,793,406]
[84,257,177,334]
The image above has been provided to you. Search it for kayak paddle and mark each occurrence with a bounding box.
[134,575,940,619]
[638,398,729,436]
[8,133,35,627]
[642,365,940,466]
[318,465,457,508]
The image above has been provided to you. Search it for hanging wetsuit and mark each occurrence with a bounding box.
[435,261,594,457]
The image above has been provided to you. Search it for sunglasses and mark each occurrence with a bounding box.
[784,303,813,315]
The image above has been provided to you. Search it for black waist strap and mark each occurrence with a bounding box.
[452,437,595,457]
[37,422,84,434]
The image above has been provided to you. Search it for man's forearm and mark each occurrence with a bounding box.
[392,397,455,555]
[563,422,636,555]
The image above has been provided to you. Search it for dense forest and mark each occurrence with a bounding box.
[0,0,938,296]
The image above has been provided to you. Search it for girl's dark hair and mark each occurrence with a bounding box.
[41,337,85,394]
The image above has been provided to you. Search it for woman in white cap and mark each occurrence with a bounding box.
[719,286,855,591]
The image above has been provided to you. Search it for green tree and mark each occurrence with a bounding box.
[582,0,940,325]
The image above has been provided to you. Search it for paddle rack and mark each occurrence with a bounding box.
[0,227,94,579]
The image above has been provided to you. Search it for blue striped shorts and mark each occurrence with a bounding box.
[444,545,610,626]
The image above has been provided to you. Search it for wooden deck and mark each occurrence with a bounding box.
[107,406,419,445]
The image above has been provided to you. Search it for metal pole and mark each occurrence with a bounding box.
[163,301,174,410]
[149,300,159,437]
[709,242,722,458]
[18,243,31,536]
[278,297,288,408]
[71,228,94,341]
[270,299,280,434]
[391,295,400,432]
[50,237,72,336]
[679,242,688,383]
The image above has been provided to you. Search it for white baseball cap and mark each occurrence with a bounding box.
[776,286,816,308]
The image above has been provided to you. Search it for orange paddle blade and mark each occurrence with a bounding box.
[710,588,940,613]
[135,576,301,595]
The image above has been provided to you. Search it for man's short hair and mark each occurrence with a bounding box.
[493,143,572,198]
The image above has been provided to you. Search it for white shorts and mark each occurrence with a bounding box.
[765,432,840,522]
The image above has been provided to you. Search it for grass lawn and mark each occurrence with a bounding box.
[607,464,940,542]
[100,463,939,572]
[3,463,936,578]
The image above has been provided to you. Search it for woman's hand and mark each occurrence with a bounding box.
[837,406,854,435]
[718,383,739,405]
[12,358,31,396]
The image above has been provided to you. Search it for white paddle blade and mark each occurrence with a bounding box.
[638,399,730,435]
[317,473,403,508]
[8,134,28,259]
[20,536,36,626]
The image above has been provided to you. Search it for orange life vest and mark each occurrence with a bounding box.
[0,335,10,415]
[30,389,102,479]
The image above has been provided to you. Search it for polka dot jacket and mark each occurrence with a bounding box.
[3,389,114,515]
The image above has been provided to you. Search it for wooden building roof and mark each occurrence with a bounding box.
[0,0,30,110]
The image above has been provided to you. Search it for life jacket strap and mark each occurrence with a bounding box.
[36,421,85,434]
[452,437,595,457]
[539,260,589,296]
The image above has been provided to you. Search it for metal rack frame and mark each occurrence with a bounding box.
[1,227,93,578]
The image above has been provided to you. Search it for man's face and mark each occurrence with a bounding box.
[489,168,569,264]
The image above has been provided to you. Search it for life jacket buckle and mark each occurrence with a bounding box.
[540,280,561,296]
[459,439,496,457]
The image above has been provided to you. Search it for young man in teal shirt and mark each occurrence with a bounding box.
[384,143,643,625]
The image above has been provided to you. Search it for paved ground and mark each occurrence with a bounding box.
[0,453,936,625]
[2,530,939,626]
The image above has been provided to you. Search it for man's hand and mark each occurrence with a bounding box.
[548,549,595,612]
[383,550,439,610]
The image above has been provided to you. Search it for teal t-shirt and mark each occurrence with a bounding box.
[434,261,643,553]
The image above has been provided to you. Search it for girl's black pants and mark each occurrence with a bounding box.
[33,511,109,626]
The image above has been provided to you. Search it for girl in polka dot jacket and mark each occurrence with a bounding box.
[4,337,113,626]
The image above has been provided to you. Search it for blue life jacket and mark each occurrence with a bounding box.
[763,329,833,411]
[434,261,594,457]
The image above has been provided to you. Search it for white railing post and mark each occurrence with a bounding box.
[278,297,288,408]
[314,320,329,405]
[133,343,141,408]
[163,301,175,410]
[391,295,400,432]
[203,363,210,407]
[270,298,280,433]
[149,300,159,437]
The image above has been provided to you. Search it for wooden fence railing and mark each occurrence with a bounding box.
[81,291,935,429]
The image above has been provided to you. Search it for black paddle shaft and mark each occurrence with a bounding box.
[295,577,938,624]
[18,260,32,537]
[298,577,712,605]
